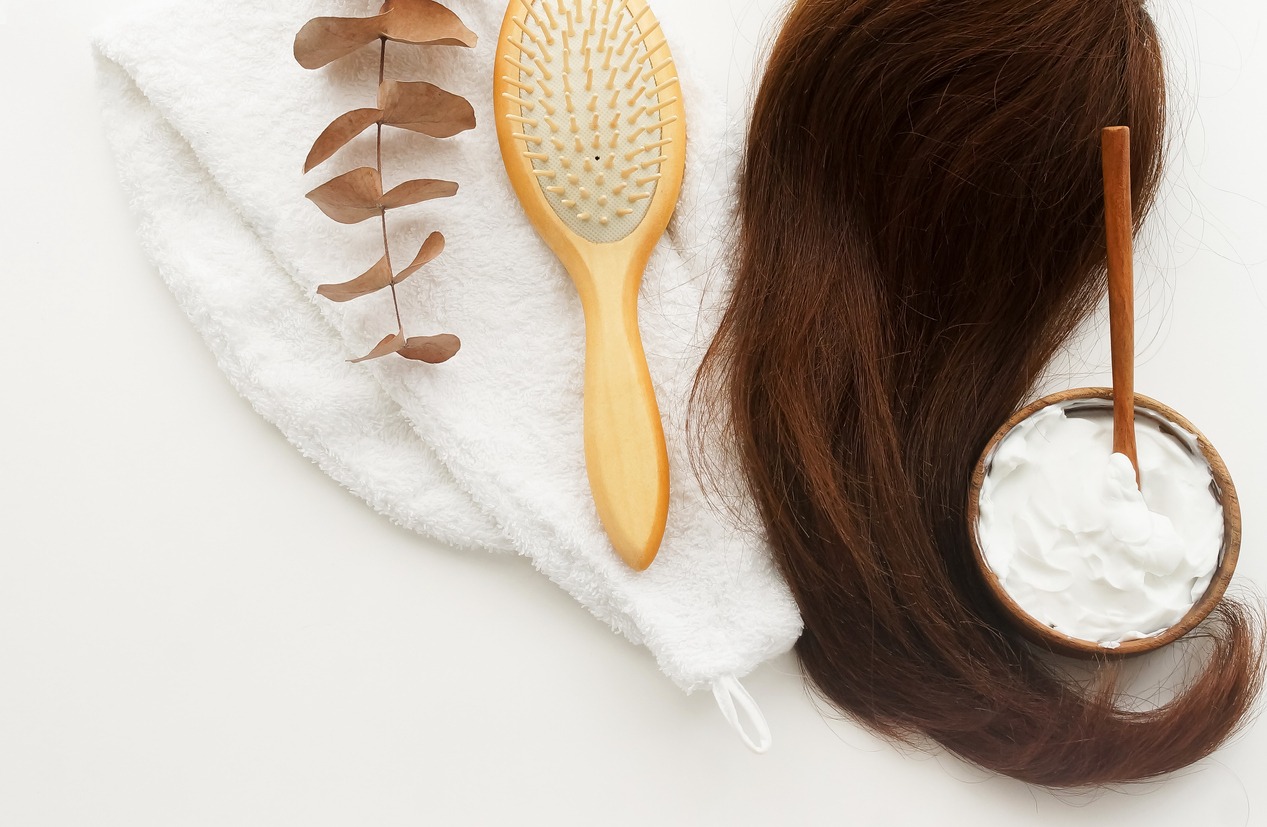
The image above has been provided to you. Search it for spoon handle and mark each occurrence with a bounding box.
[1102,126,1139,482]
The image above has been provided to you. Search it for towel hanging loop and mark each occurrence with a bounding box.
[712,675,772,754]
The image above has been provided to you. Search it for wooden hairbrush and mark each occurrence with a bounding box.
[493,0,686,571]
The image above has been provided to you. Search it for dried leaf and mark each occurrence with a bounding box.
[306,167,384,224]
[394,232,446,284]
[317,257,394,302]
[399,334,461,364]
[305,108,384,173]
[295,1,472,371]
[380,179,459,210]
[294,12,392,70]
[378,81,476,139]
[350,332,407,363]
[380,0,478,48]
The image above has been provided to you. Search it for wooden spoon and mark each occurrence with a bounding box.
[1102,126,1140,482]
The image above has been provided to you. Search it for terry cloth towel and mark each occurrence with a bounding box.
[93,0,802,749]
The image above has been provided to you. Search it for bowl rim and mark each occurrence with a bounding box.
[966,387,1242,659]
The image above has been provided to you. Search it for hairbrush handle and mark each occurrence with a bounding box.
[574,254,670,572]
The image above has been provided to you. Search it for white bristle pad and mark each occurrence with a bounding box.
[501,0,679,244]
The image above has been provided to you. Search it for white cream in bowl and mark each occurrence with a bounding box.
[976,400,1224,648]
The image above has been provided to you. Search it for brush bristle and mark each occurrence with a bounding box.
[500,0,679,244]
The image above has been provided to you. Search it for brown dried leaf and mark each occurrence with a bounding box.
[380,179,459,210]
[317,257,394,302]
[305,108,384,173]
[350,332,407,363]
[399,334,461,364]
[378,81,476,139]
[394,232,446,284]
[294,12,392,70]
[380,0,478,48]
[306,167,384,224]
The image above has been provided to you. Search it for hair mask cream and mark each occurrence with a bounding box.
[977,401,1224,648]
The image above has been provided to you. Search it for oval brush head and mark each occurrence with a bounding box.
[494,0,687,570]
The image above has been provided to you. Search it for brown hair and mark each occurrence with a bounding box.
[698,0,1263,786]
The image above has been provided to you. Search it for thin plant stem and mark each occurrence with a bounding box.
[376,36,404,333]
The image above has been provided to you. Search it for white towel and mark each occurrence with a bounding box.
[94,0,801,747]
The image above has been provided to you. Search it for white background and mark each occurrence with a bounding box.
[2,0,1266,824]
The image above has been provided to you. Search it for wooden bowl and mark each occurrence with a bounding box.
[966,387,1242,659]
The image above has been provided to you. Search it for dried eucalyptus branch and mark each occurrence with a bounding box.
[294,0,478,364]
